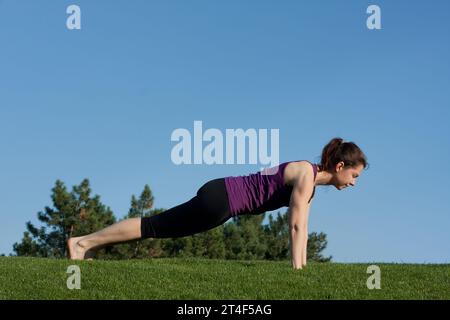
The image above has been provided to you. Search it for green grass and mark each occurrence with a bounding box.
[0,257,449,299]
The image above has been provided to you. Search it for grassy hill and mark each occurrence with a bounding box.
[0,257,448,299]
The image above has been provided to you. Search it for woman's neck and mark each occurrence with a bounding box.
[315,168,334,186]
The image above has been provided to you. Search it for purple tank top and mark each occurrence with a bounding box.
[224,160,318,216]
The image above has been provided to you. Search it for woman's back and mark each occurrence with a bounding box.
[224,160,318,216]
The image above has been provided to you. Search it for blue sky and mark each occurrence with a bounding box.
[1,0,449,263]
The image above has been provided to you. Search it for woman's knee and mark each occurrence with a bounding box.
[140,216,156,239]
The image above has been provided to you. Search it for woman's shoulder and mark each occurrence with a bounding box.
[283,160,316,186]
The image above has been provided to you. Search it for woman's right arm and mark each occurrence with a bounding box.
[288,171,314,270]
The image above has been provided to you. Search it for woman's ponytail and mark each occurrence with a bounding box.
[319,137,368,171]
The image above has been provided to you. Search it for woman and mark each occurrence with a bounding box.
[67,137,368,269]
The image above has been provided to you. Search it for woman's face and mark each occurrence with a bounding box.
[332,162,364,190]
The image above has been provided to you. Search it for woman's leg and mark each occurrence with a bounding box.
[67,218,142,260]
[68,178,232,260]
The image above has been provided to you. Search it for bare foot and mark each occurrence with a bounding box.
[67,237,89,260]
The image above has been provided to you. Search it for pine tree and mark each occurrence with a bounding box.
[263,211,290,260]
[13,179,115,258]
[188,226,226,259]
[306,232,332,262]
[222,210,332,262]
[223,214,267,260]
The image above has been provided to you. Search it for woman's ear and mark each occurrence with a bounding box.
[335,161,345,172]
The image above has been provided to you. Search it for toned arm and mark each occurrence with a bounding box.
[288,170,314,270]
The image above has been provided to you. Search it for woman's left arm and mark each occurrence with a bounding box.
[301,200,312,267]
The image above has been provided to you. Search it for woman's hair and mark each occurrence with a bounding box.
[319,137,369,172]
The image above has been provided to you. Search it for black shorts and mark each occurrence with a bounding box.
[140,178,232,239]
